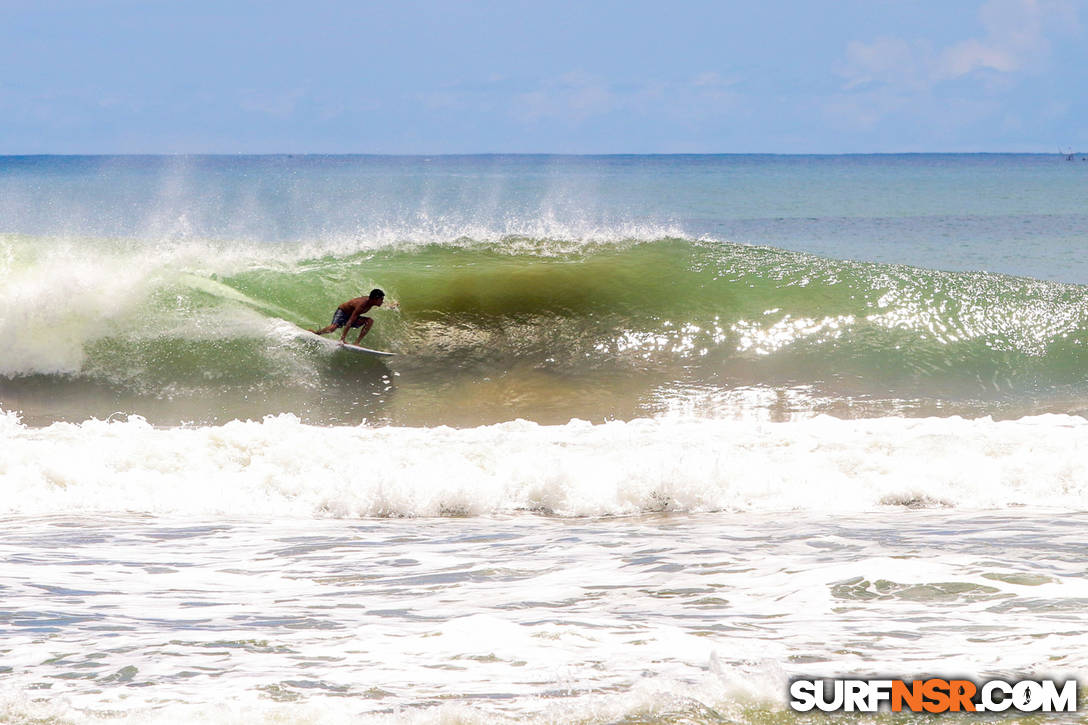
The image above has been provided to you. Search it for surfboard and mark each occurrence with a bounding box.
[308,331,396,357]
[338,342,396,357]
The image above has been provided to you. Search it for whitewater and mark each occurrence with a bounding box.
[3,411,1088,518]
[1,154,1087,723]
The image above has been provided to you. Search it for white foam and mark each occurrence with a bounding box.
[2,409,1086,518]
[0,672,777,725]
[0,234,273,376]
[0,510,1083,723]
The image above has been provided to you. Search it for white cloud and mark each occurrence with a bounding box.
[840,36,935,91]
[839,0,1078,90]
[828,0,1079,135]
[938,38,1019,78]
[936,0,1067,78]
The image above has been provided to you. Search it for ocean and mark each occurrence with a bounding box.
[1,154,1087,723]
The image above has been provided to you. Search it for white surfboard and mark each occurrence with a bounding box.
[302,327,396,357]
[338,342,396,357]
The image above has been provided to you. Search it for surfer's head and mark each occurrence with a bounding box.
[369,288,385,306]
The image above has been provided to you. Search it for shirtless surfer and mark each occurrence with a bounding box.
[310,289,393,345]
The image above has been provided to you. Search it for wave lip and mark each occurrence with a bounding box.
[3,410,1086,518]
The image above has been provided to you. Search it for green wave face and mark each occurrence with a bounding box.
[249,237,1088,388]
[4,234,1088,425]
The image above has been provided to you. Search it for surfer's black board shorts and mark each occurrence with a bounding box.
[332,309,369,328]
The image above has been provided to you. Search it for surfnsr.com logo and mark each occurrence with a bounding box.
[789,679,1078,713]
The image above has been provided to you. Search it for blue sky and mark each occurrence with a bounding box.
[1,0,1084,153]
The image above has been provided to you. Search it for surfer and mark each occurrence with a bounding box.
[310,289,389,344]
